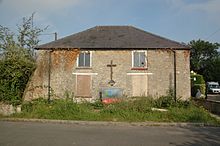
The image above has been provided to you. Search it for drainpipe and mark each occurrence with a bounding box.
[48,50,52,103]
[48,32,57,103]
[173,50,177,102]
[168,48,177,102]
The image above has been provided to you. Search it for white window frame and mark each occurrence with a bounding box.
[132,50,147,68]
[76,51,92,67]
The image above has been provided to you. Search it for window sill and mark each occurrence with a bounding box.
[75,96,92,98]
[76,67,92,70]
[131,67,148,70]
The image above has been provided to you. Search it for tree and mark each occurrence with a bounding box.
[0,25,16,52]
[0,13,48,59]
[0,13,47,104]
[208,57,220,83]
[17,13,48,57]
[189,39,220,82]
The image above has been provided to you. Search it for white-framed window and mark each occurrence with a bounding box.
[77,51,92,67]
[132,50,147,68]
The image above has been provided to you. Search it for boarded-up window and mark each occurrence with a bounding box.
[131,75,147,96]
[133,51,146,68]
[76,75,91,97]
[78,52,91,67]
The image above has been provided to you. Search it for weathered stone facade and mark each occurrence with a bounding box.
[147,49,190,100]
[24,48,190,101]
[24,49,79,100]
[23,26,191,101]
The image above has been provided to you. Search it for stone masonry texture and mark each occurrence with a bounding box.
[23,49,190,101]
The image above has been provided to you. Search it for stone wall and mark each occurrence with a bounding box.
[23,48,190,101]
[72,49,190,100]
[23,49,79,101]
[147,49,190,99]
[176,50,191,100]
[0,103,21,116]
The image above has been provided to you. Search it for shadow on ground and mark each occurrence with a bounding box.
[170,126,220,146]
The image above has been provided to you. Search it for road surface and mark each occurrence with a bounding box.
[0,121,220,146]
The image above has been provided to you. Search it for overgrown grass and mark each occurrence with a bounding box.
[11,96,220,125]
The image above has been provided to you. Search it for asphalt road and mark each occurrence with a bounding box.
[0,121,220,146]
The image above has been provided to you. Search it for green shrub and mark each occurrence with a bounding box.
[191,73,206,96]
[0,56,35,105]
[153,96,175,108]
[191,74,205,84]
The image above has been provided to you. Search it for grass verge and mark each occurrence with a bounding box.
[9,97,220,125]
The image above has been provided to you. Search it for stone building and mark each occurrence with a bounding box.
[23,26,190,101]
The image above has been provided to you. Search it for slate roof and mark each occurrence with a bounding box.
[36,26,189,50]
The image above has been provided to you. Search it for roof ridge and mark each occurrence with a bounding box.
[95,25,132,27]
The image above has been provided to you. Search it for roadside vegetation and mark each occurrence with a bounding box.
[10,96,220,125]
[0,13,47,105]
[190,40,220,83]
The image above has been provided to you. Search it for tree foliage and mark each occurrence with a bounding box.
[0,13,47,104]
[208,57,220,83]
[189,39,220,82]
[17,13,48,57]
[0,49,35,105]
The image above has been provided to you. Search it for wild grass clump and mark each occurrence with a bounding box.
[11,96,220,125]
[18,98,99,120]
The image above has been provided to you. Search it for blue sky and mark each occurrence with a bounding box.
[0,0,220,45]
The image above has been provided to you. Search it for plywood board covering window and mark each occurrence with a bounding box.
[76,75,91,97]
[131,75,148,96]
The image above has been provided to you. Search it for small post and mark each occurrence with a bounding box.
[99,92,102,102]
[54,32,57,41]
